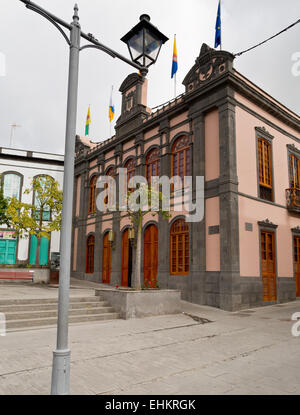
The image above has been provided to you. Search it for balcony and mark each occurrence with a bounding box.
[286,187,300,213]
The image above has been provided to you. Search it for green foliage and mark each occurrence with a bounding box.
[126,183,171,222]
[7,176,63,240]
[0,175,10,226]
[125,183,169,290]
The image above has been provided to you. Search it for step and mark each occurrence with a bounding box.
[0,296,102,306]
[4,306,116,320]
[0,301,109,313]
[0,280,34,285]
[6,313,120,329]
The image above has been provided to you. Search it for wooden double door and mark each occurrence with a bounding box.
[121,229,133,287]
[121,225,158,288]
[294,236,300,297]
[102,233,112,284]
[143,225,158,288]
[261,231,277,301]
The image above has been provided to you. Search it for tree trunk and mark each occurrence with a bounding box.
[132,212,142,290]
[35,237,41,266]
[35,206,43,266]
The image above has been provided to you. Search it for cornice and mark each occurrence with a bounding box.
[227,73,300,133]
[75,67,299,166]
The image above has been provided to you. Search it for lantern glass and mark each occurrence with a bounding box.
[144,29,162,62]
[108,230,114,243]
[128,29,144,62]
[128,228,135,240]
[121,15,168,69]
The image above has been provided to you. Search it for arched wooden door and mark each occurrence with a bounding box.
[85,235,95,274]
[102,233,112,284]
[144,224,158,288]
[121,229,132,287]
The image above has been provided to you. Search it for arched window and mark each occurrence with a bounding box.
[88,175,97,214]
[2,172,22,200]
[104,167,115,206]
[171,136,191,184]
[125,158,136,192]
[170,218,189,275]
[145,148,160,184]
[86,235,95,274]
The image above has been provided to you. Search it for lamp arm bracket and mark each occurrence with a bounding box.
[20,1,149,75]
[24,3,71,46]
[80,32,148,75]
[79,44,116,58]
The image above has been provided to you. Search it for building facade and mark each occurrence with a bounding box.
[72,44,300,311]
[0,147,64,266]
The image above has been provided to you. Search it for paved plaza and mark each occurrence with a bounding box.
[0,283,299,395]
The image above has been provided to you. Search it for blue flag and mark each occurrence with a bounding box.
[215,1,221,49]
[171,35,178,79]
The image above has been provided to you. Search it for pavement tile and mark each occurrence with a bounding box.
[0,284,300,395]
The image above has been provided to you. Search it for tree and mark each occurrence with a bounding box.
[7,176,62,266]
[126,183,170,290]
[0,175,10,227]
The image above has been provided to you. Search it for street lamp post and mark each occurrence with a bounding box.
[50,5,80,396]
[19,0,168,395]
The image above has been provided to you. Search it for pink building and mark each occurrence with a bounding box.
[72,43,300,311]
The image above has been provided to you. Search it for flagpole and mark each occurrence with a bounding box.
[220,0,222,50]
[174,73,176,99]
[88,104,90,136]
[109,85,113,137]
[173,34,177,99]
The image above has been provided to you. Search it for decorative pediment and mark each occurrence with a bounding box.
[287,144,300,157]
[258,219,278,229]
[75,135,90,154]
[255,126,274,140]
[183,43,234,94]
[117,73,149,133]
[119,73,143,93]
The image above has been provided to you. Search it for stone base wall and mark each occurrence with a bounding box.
[240,277,264,309]
[72,271,100,283]
[72,270,299,311]
[278,278,297,303]
[95,288,181,319]
[33,269,50,284]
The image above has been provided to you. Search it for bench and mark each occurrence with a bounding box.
[0,271,34,282]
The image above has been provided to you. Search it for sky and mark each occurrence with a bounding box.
[0,0,299,155]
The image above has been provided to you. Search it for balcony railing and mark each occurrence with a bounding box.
[286,187,300,211]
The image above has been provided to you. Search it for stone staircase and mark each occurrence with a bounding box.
[0,295,120,331]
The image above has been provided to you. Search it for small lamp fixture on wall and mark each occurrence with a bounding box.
[108,230,114,245]
[128,227,135,243]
